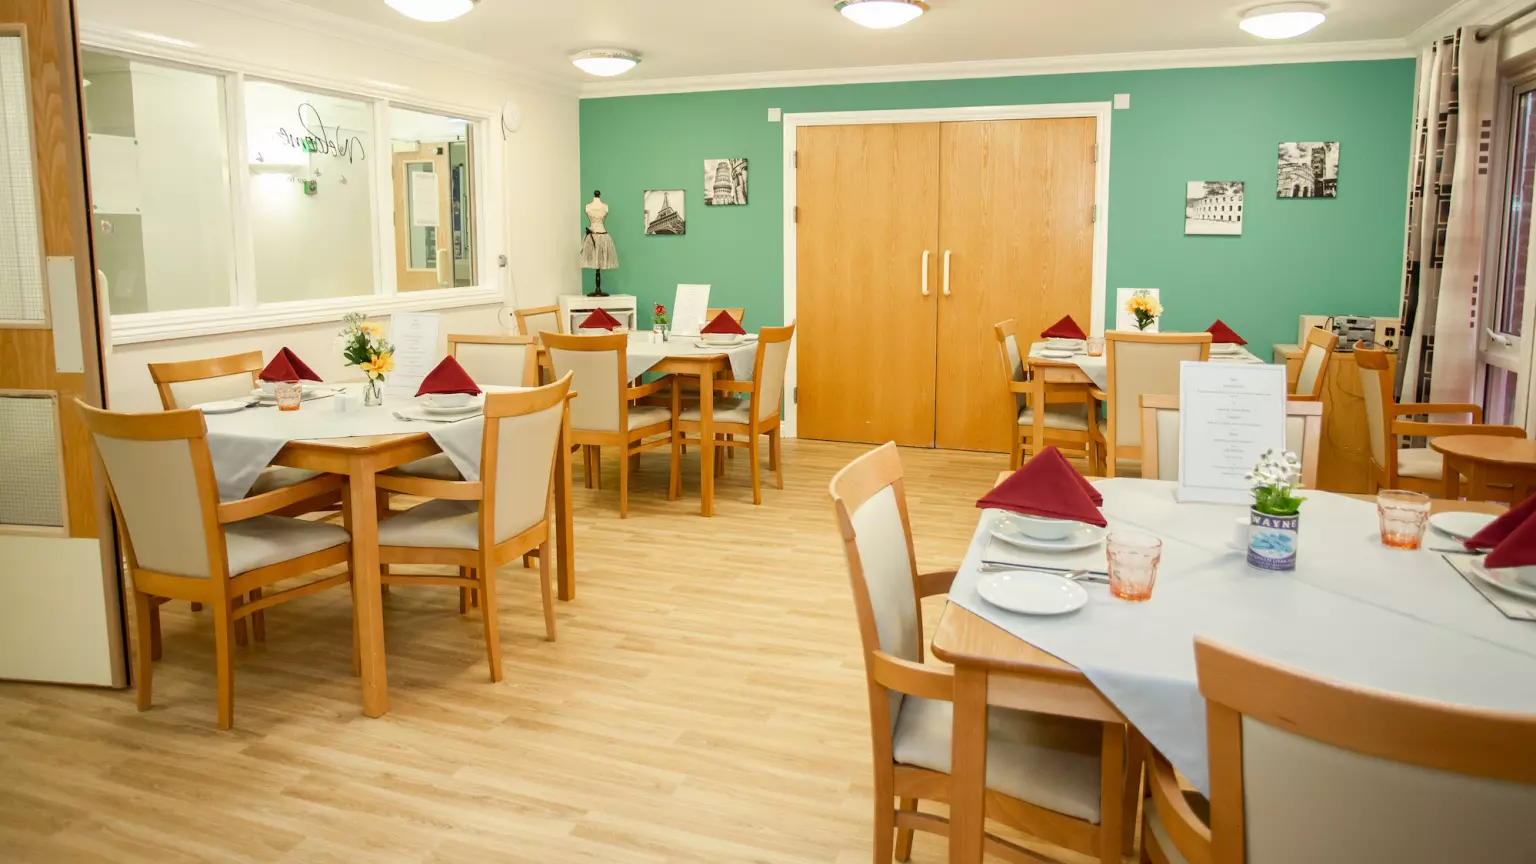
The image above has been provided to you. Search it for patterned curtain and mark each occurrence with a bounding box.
[1399,29,1499,403]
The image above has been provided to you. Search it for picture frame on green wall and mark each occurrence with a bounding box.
[1186,181,1243,236]
[1277,142,1339,199]
[644,190,686,235]
[704,159,747,206]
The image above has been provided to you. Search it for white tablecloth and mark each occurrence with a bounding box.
[626,331,759,380]
[203,384,518,502]
[1028,341,1265,390]
[947,479,1536,795]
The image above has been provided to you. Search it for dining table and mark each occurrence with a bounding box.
[1435,434,1536,503]
[932,475,1536,864]
[537,331,759,517]
[199,383,576,719]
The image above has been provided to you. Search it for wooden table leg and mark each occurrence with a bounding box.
[345,464,388,717]
[1442,455,1462,501]
[698,366,716,518]
[1469,463,1491,504]
[555,405,576,601]
[949,665,988,864]
[1031,373,1047,466]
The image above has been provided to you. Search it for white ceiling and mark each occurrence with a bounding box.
[290,0,1461,87]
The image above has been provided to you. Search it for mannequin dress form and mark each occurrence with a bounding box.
[580,191,618,296]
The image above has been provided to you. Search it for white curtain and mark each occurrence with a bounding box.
[1399,28,1499,404]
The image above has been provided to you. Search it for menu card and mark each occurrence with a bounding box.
[385,311,441,397]
[1176,361,1286,504]
[670,284,712,337]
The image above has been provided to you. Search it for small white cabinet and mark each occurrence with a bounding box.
[559,293,638,332]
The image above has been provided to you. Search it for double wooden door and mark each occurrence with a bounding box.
[796,117,1096,451]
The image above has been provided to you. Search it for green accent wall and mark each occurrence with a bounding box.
[579,60,1415,354]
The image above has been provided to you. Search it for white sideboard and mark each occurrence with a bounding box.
[559,294,638,332]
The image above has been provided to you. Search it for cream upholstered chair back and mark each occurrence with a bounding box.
[1293,327,1338,400]
[448,334,535,388]
[1197,638,1536,864]
[1107,333,1211,449]
[514,305,562,341]
[482,374,571,545]
[543,332,626,433]
[829,442,923,732]
[1138,395,1322,487]
[79,404,223,580]
[1356,346,1391,469]
[752,324,795,423]
[147,351,263,410]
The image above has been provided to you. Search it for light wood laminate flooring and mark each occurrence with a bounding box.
[0,440,1105,863]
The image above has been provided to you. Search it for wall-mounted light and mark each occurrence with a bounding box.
[570,49,641,77]
[1239,3,1326,39]
[834,0,929,30]
[385,0,477,24]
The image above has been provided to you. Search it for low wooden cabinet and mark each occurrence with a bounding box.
[1273,343,1396,493]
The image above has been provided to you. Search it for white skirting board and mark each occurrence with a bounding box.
[0,536,121,686]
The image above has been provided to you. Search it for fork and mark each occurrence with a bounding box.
[979,563,1108,584]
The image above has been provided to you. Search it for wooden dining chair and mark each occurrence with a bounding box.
[1290,327,1338,402]
[1138,395,1323,488]
[1141,637,1536,864]
[514,304,563,342]
[448,333,538,388]
[543,331,678,517]
[671,323,793,505]
[372,375,572,681]
[830,442,1133,864]
[705,307,746,326]
[77,400,352,730]
[1090,332,1212,478]
[994,319,1097,470]
[1355,346,1525,496]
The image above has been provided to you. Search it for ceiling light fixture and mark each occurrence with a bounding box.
[834,0,929,30]
[570,49,641,77]
[1239,3,1326,40]
[385,0,477,24]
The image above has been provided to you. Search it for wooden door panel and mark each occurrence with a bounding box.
[796,122,940,446]
[934,118,1097,452]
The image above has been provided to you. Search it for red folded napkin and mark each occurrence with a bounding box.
[1041,315,1087,341]
[1464,494,1536,568]
[977,446,1106,526]
[415,356,482,397]
[259,347,322,382]
[580,308,621,331]
[701,310,746,336]
[1206,320,1247,345]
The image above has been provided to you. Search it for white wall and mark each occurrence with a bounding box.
[77,0,582,411]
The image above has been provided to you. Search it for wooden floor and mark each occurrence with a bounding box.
[0,440,1101,864]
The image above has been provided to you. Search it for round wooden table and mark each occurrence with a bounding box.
[1431,434,1536,503]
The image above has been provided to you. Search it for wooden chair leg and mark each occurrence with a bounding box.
[1124,725,1148,856]
[873,772,896,864]
[770,429,783,490]
[132,590,154,711]
[894,797,917,862]
[232,594,248,648]
[714,435,726,478]
[250,589,266,642]
[749,435,762,505]
[726,433,735,459]
[1010,428,1023,471]
[479,562,502,682]
[619,442,632,518]
[212,598,236,730]
[348,579,361,677]
[459,568,471,615]
[669,431,683,501]
[149,599,163,661]
[538,539,556,642]
[629,451,641,473]
[593,445,603,490]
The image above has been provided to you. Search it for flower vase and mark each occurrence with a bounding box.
[1246,508,1299,572]
[363,378,384,407]
[661,325,670,342]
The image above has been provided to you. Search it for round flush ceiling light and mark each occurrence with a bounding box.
[385,0,477,23]
[1239,3,1326,39]
[570,49,641,77]
[835,0,930,30]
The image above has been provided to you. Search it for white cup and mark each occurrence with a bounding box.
[1233,516,1251,551]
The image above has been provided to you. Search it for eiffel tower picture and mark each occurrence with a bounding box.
[644,190,686,235]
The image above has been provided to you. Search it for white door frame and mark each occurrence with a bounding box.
[780,101,1114,438]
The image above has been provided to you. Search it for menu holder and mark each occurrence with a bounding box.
[670,283,711,337]
[1176,361,1287,505]
[385,311,442,398]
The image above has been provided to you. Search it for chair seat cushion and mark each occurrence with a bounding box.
[248,466,325,496]
[387,453,462,481]
[377,499,480,550]
[629,405,672,430]
[891,695,1103,823]
[1019,403,1091,432]
[680,398,751,425]
[1397,448,1443,480]
[224,515,350,576]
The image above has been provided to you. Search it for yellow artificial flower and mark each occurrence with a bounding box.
[360,351,394,379]
[361,321,384,338]
[1126,295,1163,317]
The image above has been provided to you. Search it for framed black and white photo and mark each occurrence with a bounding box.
[1185,181,1244,236]
[704,159,747,206]
[643,190,686,235]
[1276,142,1339,198]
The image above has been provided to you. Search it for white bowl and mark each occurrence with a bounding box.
[1510,566,1536,589]
[424,393,473,409]
[1000,512,1078,541]
[704,333,743,345]
[258,380,279,396]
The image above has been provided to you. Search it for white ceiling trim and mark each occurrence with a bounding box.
[580,38,1415,99]
[1406,0,1524,46]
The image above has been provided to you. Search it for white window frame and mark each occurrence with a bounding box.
[1481,69,1536,429]
[81,38,504,346]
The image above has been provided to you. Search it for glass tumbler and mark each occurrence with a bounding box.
[275,381,303,412]
[1086,337,1105,357]
[1377,490,1431,550]
[1107,531,1163,601]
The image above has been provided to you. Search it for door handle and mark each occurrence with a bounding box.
[942,250,952,297]
[922,250,931,296]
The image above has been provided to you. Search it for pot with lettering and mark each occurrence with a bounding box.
[1245,449,1305,573]
[1246,509,1299,571]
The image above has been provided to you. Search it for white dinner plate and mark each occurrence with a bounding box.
[1469,560,1536,604]
[194,399,252,414]
[417,396,485,416]
[976,571,1088,616]
[1210,344,1245,354]
[1038,349,1075,360]
[990,522,1107,552]
[1428,511,1497,542]
[250,387,334,403]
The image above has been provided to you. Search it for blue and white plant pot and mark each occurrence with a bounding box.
[1247,509,1298,572]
